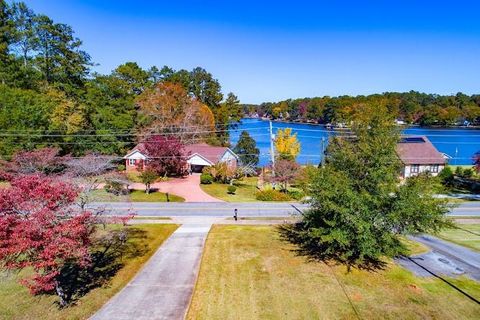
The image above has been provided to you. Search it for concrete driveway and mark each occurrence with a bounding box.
[130,174,223,203]
[91,222,213,320]
[397,235,480,281]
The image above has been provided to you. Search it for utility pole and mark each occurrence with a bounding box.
[269,121,275,175]
[320,137,326,166]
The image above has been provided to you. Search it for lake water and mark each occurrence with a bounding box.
[229,118,480,166]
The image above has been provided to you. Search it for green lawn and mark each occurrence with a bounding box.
[0,224,178,320]
[448,198,480,204]
[125,171,142,182]
[436,224,480,252]
[402,237,430,255]
[449,165,477,172]
[200,177,259,202]
[187,225,480,319]
[200,177,301,202]
[88,189,184,202]
[130,190,184,202]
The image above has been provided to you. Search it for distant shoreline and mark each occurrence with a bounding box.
[241,117,480,130]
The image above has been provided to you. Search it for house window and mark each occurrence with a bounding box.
[431,164,439,173]
[128,159,135,166]
[411,164,420,173]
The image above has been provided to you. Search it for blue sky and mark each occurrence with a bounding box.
[23,0,480,103]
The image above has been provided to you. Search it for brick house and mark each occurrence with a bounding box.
[123,143,239,173]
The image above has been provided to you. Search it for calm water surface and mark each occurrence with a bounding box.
[229,118,480,166]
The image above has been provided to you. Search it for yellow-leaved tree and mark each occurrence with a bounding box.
[48,88,87,135]
[274,128,300,161]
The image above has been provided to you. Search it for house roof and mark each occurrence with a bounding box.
[124,142,238,164]
[123,143,147,159]
[396,136,446,165]
[184,143,238,164]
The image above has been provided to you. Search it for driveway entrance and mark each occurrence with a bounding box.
[128,174,223,202]
[190,164,205,173]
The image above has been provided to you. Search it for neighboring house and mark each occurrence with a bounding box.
[123,143,239,173]
[396,136,447,178]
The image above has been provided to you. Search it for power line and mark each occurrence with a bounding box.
[273,127,480,137]
[0,127,263,135]
[0,121,268,134]
[0,134,271,146]
[432,141,480,145]
[405,256,480,305]
[0,127,268,137]
[0,151,475,160]
[292,134,479,145]
[403,128,480,133]
[0,125,478,139]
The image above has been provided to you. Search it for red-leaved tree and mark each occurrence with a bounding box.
[266,159,300,192]
[142,135,188,176]
[0,175,95,306]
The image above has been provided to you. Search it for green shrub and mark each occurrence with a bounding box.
[455,166,464,176]
[200,173,213,184]
[463,168,474,178]
[438,166,454,186]
[202,162,245,184]
[287,189,304,200]
[126,171,142,183]
[227,185,237,194]
[255,189,291,201]
[104,180,129,196]
[117,164,126,171]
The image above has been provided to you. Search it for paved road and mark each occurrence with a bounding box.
[88,202,309,217]
[91,222,212,320]
[398,235,480,281]
[447,201,480,216]
[87,201,479,217]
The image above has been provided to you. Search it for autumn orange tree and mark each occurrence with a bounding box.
[136,82,215,143]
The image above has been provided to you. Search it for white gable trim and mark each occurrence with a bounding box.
[187,153,214,166]
[223,148,239,160]
[220,148,239,163]
[124,149,147,160]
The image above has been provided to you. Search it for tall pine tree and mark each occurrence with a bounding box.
[234,131,260,166]
[0,0,14,85]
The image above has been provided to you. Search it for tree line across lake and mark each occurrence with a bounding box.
[246,92,480,127]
